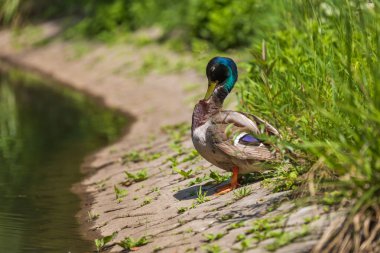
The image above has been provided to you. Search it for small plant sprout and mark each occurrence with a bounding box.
[125,168,149,182]
[304,215,320,224]
[181,149,200,163]
[188,175,210,186]
[240,238,253,251]
[173,167,194,179]
[219,213,234,221]
[265,225,310,251]
[122,151,162,164]
[122,151,141,163]
[114,185,128,202]
[117,236,151,250]
[203,232,225,242]
[94,232,118,252]
[195,186,210,205]
[209,170,231,184]
[177,207,188,214]
[202,244,222,253]
[235,233,246,242]
[141,197,152,206]
[228,221,245,231]
[233,186,252,200]
[87,211,99,221]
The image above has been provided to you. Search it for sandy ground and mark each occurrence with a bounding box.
[0,22,341,253]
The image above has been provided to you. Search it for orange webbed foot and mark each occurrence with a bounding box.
[214,167,239,196]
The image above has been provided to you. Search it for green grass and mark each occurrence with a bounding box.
[180,149,200,163]
[177,206,188,214]
[172,167,194,179]
[122,151,162,164]
[117,236,150,250]
[261,165,305,192]
[114,185,128,202]
[140,197,152,207]
[188,175,210,186]
[125,168,149,182]
[233,186,253,200]
[209,170,231,184]
[227,221,245,231]
[238,1,380,250]
[94,232,118,252]
[266,226,310,252]
[203,232,225,242]
[202,244,222,253]
[195,186,210,205]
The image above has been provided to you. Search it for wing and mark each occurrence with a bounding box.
[208,111,280,161]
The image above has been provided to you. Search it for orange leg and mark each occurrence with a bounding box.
[216,167,239,195]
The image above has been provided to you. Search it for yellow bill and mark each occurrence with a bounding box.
[204,81,217,100]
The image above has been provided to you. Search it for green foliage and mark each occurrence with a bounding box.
[322,191,345,206]
[233,186,253,200]
[202,244,222,253]
[245,215,286,238]
[122,151,161,163]
[162,123,190,155]
[304,215,320,224]
[125,168,149,182]
[227,221,245,231]
[94,232,118,252]
[173,167,194,179]
[219,213,233,221]
[122,151,141,163]
[195,186,209,205]
[177,206,188,214]
[209,170,230,184]
[1,0,285,49]
[117,236,150,250]
[235,234,246,242]
[266,226,309,251]
[203,232,225,242]
[239,0,380,208]
[261,165,305,192]
[0,0,80,25]
[114,185,128,202]
[240,1,380,190]
[181,149,200,163]
[0,0,20,24]
[140,197,152,206]
[188,175,210,186]
[187,0,281,49]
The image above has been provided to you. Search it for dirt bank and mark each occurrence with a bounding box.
[0,22,340,253]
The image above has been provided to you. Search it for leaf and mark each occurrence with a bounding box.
[94,232,118,251]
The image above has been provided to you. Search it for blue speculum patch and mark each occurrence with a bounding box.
[240,134,261,145]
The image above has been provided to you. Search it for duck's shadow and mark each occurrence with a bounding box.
[173,181,229,201]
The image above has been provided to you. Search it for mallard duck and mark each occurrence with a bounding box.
[191,57,281,194]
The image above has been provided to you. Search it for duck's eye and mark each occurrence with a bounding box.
[209,64,229,83]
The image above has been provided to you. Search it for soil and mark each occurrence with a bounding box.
[0,21,341,253]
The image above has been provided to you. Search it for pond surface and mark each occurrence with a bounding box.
[0,66,129,252]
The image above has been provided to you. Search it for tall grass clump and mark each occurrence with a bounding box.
[239,0,379,251]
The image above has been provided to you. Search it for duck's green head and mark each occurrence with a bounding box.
[204,56,238,100]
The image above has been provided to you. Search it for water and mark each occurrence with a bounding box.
[0,67,129,252]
